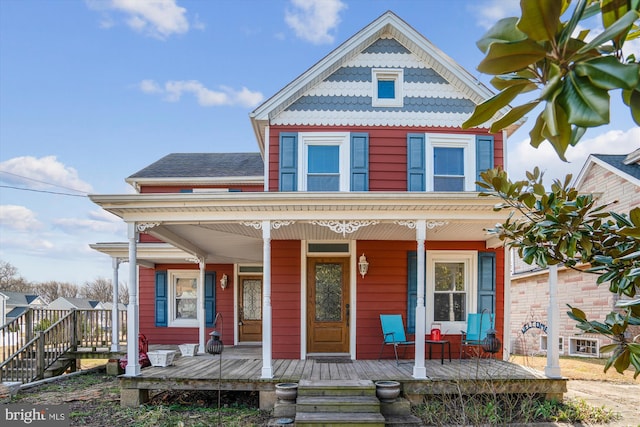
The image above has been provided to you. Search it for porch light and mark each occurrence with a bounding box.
[358,253,369,278]
[206,330,224,355]
[220,274,228,290]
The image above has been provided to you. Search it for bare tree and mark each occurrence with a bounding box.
[0,260,32,292]
[118,283,129,305]
[80,277,114,303]
[35,281,79,304]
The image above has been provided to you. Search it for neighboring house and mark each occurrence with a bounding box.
[0,292,7,326]
[1,291,47,322]
[47,297,102,310]
[90,11,521,378]
[510,149,640,358]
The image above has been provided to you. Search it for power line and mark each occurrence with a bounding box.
[0,185,88,198]
[0,170,89,194]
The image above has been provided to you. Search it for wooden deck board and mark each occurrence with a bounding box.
[119,348,567,402]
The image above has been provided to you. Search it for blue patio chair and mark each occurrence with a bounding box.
[460,311,494,359]
[379,314,414,365]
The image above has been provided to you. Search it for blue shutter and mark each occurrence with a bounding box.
[407,251,417,334]
[279,133,298,191]
[475,135,494,191]
[477,252,496,314]
[350,133,369,191]
[205,272,216,327]
[407,134,425,191]
[155,271,167,327]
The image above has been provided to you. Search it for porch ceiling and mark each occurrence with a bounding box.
[90,192,507,265]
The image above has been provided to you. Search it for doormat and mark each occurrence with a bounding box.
[312,358,352,364]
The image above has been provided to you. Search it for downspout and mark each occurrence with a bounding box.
[413,219,427,379]
[125,223,140,376]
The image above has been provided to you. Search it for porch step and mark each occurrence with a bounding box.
[294,380,385,427]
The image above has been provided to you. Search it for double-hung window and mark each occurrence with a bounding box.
[427,134,475,191]
[299,132,350,191]
[169,270,199,327]
[427,251,476,330]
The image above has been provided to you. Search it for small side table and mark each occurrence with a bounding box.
[425,340,451,364]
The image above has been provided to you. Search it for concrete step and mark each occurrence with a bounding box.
[297,379,376,397]
[296,395,381,413]
[295,411,386,426]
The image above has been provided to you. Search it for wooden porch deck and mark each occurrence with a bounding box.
[119,345,567,408]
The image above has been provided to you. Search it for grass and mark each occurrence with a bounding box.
[510,354,638,383]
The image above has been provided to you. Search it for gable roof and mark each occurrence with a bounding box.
[126,153,264,190]
[1,291,44,307]
[48,297,101,310]
[250,10,515,153]
[574,149,640,188]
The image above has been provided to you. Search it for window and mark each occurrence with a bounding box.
[427,134,475,191]
[169,270,199,327]
[540,335,565,354]
[427,251,476,330]
[298,132,350,191]
[569,337,599,357]
[372,68,403,107]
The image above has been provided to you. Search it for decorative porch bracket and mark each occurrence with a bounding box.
[311,220,380,237]
[393,220,449,230]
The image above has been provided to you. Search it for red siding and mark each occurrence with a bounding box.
[138,264,235,346]
[271,240,302,359]
[267,125,503,192]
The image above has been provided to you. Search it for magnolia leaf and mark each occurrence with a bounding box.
[577,10,640,54]
[614,348,631,374]
[601,0,634,28]
[462,82,531,128]
[529,113,547,148]
[477,17,527,53]
[489,75,538,92]
[478,39,547,75]
[574,57,640,90]
[490,100,540,133]
[541,102,571,160]
[558,72,610,127]
[599,343,619,354]
[569,125,587,146]
[518,0,562,42]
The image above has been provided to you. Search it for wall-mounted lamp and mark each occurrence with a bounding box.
[220,274,228,290]
[358,253,369,278]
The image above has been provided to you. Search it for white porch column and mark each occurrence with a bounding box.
[413,220,427,379]
[198,259,206,354]
[502,246,511,360]
[545,264,561,378]
[261,220,273,378]
[110,257,124,352]
[125,223,140,376]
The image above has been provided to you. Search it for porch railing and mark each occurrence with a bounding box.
[1,308,127,383]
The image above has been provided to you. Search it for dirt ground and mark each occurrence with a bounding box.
[511,355,639,427]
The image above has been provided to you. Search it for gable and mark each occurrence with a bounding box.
[274,36,476,128]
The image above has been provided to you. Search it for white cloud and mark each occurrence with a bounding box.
[139,79,264,108]
[0,155,93,194]
[285,0,346,44]
[0,205,43,231]
[470,0,520,30]
[86,0,190,39]
[507,128,640,182]
[54,209,125,234]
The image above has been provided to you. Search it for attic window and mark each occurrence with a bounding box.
[372,68,403,107]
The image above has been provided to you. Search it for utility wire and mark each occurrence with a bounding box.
[0,170,89,194]
[0,184,88,198]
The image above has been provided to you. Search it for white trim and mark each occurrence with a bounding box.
[264,126,270,192]
[372,68,404,107]
[425,133,476,191]
[298,132,350,191]
[167,269,200,328]
[568,336,599,357]
[574,154,640,189]
[300,241,308,359]
[426,251,477,333]
[349,242,356,360]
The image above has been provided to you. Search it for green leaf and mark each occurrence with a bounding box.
[577,10,640,54]
[574,57,640,90]
[559,0,588,46]
[477,17,527,53]
[490,100,540,133]
[462,82,531,128]
[478,39,548,75]
[558,72,610,127]
[489,75,538,92]
[518,0,563,42]
[599,343,619,354]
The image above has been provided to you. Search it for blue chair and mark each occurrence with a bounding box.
[379,314,414,365]
[460,311,494,359]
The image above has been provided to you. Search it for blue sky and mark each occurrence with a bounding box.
[1,0,638,285]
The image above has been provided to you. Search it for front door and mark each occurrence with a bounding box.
[239,277,262,342]
[307,258,350,353]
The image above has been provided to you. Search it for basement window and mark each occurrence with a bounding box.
[539,335,565,355]
[568,337,599,357]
